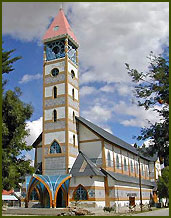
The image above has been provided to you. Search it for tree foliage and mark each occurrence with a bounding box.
[126,51,169,166]
[2,46,34,190]
[157,166,169,199]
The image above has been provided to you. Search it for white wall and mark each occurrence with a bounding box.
[68,107,79,120]
[70,176,104,187]
[44,131,65,145]
[69,131,78,146]
[45,61,65,75]
[80,141,102,159]
[79,123,99,141]
[68,62,78,78]
[44,107,65,120]
[68,83,78,100]
[45,83,65,97]
[69,156,77,170]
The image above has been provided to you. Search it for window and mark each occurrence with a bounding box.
[130,160,134,173]
[53,86,57,98]
[51,68,59,77]
[71,70,75,78]
[146,166,149,177]
[50,141,61,154]
[116,154,120,169]
[136,162,139,174]
[74,185,88,200]
[107,151,111,167]
[141,164,144,176]
[53,109,57,122]
[124,158,128,171]
[73,111,75,123]
[73,135,75,146]
[72,88,75,100]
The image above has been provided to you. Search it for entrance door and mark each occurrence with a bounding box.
[129,197,135,206]
[56,187,63,208]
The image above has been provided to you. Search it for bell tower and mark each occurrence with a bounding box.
[42,8,79,175]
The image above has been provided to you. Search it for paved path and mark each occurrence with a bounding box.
[132,208,169,216]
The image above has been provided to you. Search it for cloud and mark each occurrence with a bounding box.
[19,73,42,84]
[25,117,42,146]
[80,86,97,97]
[113,101,162,127]
[82,104,113,124]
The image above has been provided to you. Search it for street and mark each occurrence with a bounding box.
[132,208,169,216]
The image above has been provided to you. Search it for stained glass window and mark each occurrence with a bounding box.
[74,185,88,200]
[50,141,61,154]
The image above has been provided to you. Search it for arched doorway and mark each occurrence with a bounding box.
[56,187,63,208]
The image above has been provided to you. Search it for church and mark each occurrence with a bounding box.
[25,8,161,209]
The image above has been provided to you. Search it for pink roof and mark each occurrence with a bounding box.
[43,9,78,44]
[2,189,14,195]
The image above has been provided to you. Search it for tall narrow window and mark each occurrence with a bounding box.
[50,141,61,154]
[53,109,57,122]
[73,111,75,123]
[130,160,134,173]
[124,158,128,171]
[74,185,88,200]
[71,70,75,78]
[72,88,75,100]
[107,151,111,167]
[116,155,120,169]
[53,86,57,98]
[136,162,139,174]
[73,135,75,146]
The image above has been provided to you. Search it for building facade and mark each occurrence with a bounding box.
[25,8,161,209]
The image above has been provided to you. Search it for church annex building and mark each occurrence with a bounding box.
[25,9,161,209]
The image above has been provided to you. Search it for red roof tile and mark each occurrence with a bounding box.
[43,9,78,44]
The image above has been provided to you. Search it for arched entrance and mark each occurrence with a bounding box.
[26,174,71,208]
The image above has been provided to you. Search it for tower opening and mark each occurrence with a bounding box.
[53,110,57,122]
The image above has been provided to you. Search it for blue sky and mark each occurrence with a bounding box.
[2,2,169,163]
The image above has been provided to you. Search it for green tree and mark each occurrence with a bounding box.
[126,51,169,166]
[2,46,34,190]
[157,166,169,200]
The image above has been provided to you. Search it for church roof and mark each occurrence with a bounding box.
[70,151,105,177]
[43,8,78,46]
[101,169,156,187]
[76,116,157,162]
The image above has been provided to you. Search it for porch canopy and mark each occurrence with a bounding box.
[26,174,71,208]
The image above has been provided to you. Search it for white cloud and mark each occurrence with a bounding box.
[114,101,162,127]
[82,104,112,124]
[80,86,97,97]
[19,73,42,84]
[25,117,42,146]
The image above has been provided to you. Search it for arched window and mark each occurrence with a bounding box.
[107,151,111,167]
[71,70,75,78]
[116,154,120,169]
[50,141,61,154]
[130,160,134,173]
[73,111,75,123]
[72,88,75,100]
[74,185,88,200]
[124,158,128,171]
[51,68,59,77]
[73,135,75,146]
[53,109,57,122]
[53,86,57,98]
